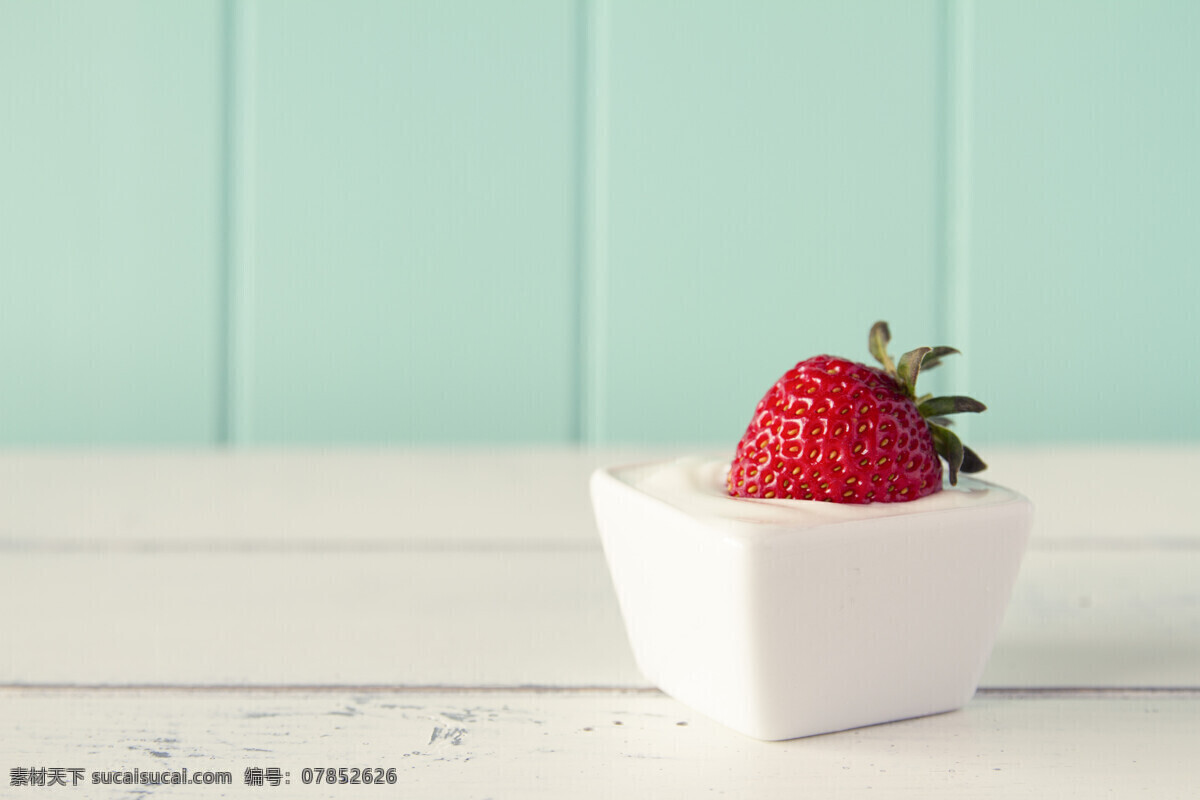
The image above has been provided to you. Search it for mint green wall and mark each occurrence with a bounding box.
[965,0,1200,448]
[2,0,1197,446]
[0,1,224,444]
[229,0,578,443]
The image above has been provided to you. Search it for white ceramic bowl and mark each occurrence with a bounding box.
[591,457,1032,741]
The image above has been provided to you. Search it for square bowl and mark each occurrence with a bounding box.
[591,456,1032,741]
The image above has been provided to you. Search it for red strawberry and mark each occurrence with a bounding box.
[727,322,986,504]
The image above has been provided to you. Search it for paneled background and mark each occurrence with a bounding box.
[1,0,1197,447]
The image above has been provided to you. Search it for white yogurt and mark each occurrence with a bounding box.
[614,456,1018,529]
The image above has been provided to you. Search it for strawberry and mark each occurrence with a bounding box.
[727,321,986,504]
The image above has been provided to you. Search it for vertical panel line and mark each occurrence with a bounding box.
[216,0,234,444]
[568,0,587,445]
[578,0,610,446]
[225,0,256,445]
[932,0,950,398]
[945,0,974,437]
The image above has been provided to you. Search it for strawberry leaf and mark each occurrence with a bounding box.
[868,321,895,374]
[919,346,961,371]
[896,347,932,396]
[918,395,987,417]
[928,422,964,485]
[961,445,987,474]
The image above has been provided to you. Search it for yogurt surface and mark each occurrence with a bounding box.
[614,456,1018,529]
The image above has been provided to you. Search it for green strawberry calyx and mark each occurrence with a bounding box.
[868,321,987,485]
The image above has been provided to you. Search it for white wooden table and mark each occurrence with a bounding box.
[2,447,1197,797]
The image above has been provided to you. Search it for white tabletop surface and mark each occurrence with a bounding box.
[2,445,1197,797]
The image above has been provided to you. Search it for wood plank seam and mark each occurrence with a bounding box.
[5,686,1197,696]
